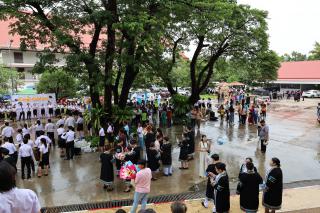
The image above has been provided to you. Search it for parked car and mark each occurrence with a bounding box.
[302,90,320,98]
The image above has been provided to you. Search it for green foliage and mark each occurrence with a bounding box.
[112,106,134,124]
[83,105,107,135]
[171,94,191,124]
[214,50,280,84]
[0,65,20,95]
[281,51,307,62]
[309,42,320,60]
[36,69,77,99]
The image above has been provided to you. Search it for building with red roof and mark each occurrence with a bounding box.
[274,60,320,91]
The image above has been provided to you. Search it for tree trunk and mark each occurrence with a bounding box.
[118,64,137,108]
[86,62,101,107]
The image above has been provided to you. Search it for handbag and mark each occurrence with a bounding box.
[263,141,269,146]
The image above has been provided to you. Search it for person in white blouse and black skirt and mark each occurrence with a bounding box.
[38,138,49,177]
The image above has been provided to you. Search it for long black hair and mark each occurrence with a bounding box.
[271,157,281,167]
[40,138,47,148]
[0,161,16,192]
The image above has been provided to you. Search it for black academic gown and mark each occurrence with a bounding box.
[187,130,195,154]
[100,153,114,183]
[178,139,189,161]
[145,132,155,149]
[147,149,160,171]
[161,143,172,165]
[239,172,263,212]
[263,167,283,210]
[214,172,230,213]
[205,163,218,199]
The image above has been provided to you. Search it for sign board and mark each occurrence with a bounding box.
[11,93,56,107]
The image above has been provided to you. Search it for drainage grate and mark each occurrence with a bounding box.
[41,191,204,213]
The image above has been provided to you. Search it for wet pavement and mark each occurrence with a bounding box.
[13,99,320,207]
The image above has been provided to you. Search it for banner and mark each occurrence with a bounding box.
[11,93,56,107]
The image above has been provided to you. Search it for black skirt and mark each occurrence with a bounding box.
[49,108,53,114]
[10,111,16,119]
[41,108,45,115]
[99,136,105,147]
[55,108,61,116]
[33,109,37,116]
[39,152,49,166]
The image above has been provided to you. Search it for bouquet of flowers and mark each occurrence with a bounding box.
[119,161,137,180]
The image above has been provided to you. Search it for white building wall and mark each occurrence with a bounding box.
[0,49,67,86]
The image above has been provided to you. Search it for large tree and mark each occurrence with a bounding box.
[0,65,20,95]
[161,0,271,104]
[36,69,77,99]
[1,0,169,113]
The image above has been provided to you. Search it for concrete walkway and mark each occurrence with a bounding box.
[79,185,320,213]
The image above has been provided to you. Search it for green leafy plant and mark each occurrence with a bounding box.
[171,94,191,125]
[83,104,107,135]
[112,106,134,124]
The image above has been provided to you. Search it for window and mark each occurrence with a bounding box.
[14,52,23,63]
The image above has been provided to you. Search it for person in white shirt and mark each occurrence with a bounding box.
[33,103,38,119]
[65,114,75,128]
[1,122,14,143]
[34,120,44,138]
[1,137,17,155]
[107,122,114,146]
[56,115,65,127]
[35,133,52,148]
[99,126,105,152]
[45,119,55,147]
[26,103,32,121]
[62,126,75,160]
[18,139,34,180]
[18,103,26,121]
[15,129,23,147]
[24,134,35,174]
[22,123,31,138]
[137,123,144,148]
[57,124,66,157]
[48,102,54,118]
[76,114,84,140]
[38,138,49,177]
[0,161,41,213]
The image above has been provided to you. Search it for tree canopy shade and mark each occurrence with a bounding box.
[0,65,20,95]
[159,0,271,104]
[36,69,77,99]
[1,0,275,108]
[0,0,170,113]
[281,51,307,62]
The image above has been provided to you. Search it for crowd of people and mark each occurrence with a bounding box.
[0,92,282,213]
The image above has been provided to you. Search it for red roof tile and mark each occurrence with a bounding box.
[278,61,320,80]
[0,18,106,50]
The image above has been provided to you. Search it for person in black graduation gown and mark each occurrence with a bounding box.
[214,162,230,213]
[238,157,258,178]
[263,158,283,213]
[144,126,155,149]
[125,140,141,165]
[147,142,160,181]
[202,154,220,212]
[186,126,195,159]
[99,145,114,191]
[160,136,172,176]
[239,162,263,213]
[178,133,189,169]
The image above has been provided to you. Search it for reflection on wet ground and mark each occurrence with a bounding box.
[14,99,320,207]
